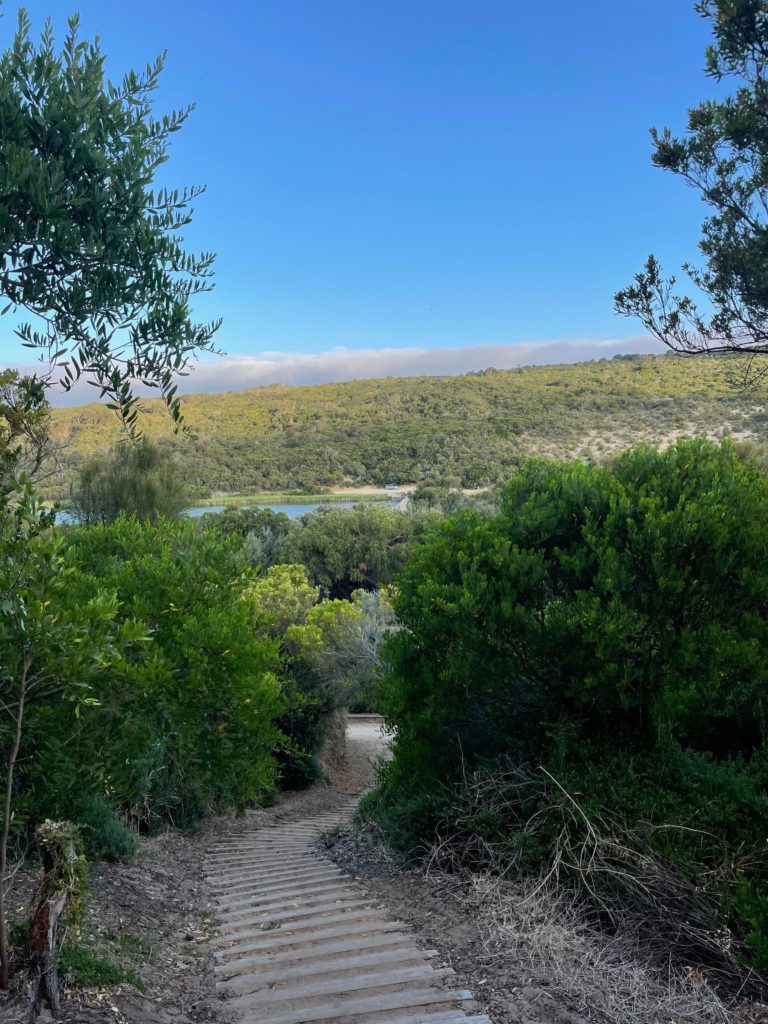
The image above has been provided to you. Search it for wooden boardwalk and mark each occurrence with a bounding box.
[205,803,489,1024]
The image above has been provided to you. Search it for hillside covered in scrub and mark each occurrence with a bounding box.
[47,353,768,500]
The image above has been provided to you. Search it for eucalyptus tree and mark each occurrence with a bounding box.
[615,1,768,384]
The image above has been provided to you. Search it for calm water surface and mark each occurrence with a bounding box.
[184,501,362,519]
[56,498,401,524]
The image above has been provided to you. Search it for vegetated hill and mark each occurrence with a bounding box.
[47,353,768,500]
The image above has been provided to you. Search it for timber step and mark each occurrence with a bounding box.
[206,811,490,1024]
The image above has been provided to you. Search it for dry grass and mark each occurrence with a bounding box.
[412,761,768,1020]
[472,871,733,1024]
[325,815,742,1024]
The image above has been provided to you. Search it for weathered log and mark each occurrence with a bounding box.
[24,822,82,1023]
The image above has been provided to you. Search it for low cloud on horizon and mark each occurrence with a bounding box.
[13,336,666,406]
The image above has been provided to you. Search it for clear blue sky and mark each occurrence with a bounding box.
[3,1,717,383]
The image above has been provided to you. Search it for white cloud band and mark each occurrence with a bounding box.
[7,336,665,405]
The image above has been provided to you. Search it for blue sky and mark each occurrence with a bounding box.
[3,1,717,392]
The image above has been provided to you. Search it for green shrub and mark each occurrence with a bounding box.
[70,795,137,862]
[373,439,768,972]
[277,505,435,598]
[64,518,287,827]
[70,440,187,525]
[4,517,289,839]
[246,564,373,785]
[735,879,768,975]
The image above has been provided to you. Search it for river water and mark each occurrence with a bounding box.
[56,497,401,525]
[184,501,361,519]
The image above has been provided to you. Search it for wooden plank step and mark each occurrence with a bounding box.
[208,861,315,883]
[215,882,363,913]
[218,946,440,995]
[352,1014,484,1024]
[217,872,348,897]
[211,864,342,886]
[228,986,474,1024]
[207,856,315,880]
[224,964,456,1012]
[217,909,385,937]
[215,932,427,976]
[215,880,361,914]
[216,906,396,944]
[213,918,406,958]
[208,847,312,863]
[211,872,344,898]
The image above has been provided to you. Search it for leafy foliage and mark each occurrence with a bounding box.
[616,2,768,372]
[0,491,131,841]
[246,564,371,785]
[70,439,187,525]
[0,486,131,987]
[4,516,289,863]
[278,505,435,598]
[372,439,768,971]
[69,795,137,862]
[0,371,51,487]
[0,10,219,429]
[59,518,285,828]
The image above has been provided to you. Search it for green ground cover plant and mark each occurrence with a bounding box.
[57,943,145,993]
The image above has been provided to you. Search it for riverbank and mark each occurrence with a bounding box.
[46,490,409,522]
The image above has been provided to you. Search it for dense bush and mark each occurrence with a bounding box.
[5,508,396,859]
[70,440,188,525]
[197,506,292,568]
[245,564,387,784]
[277,504,435,598]
[68,518,286,825]
[0,487,134,860]
[13,518,286,839]
[371,439,768,972]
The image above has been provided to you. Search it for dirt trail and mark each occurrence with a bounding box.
[204,718,490,1024]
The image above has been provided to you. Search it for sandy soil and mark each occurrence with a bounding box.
[328,485,416,495]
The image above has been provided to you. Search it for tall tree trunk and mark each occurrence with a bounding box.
[0,653,29,990]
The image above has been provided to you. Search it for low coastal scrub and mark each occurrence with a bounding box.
[367,438,768,984]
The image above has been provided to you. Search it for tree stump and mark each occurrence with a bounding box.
[24,822,83,1023]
